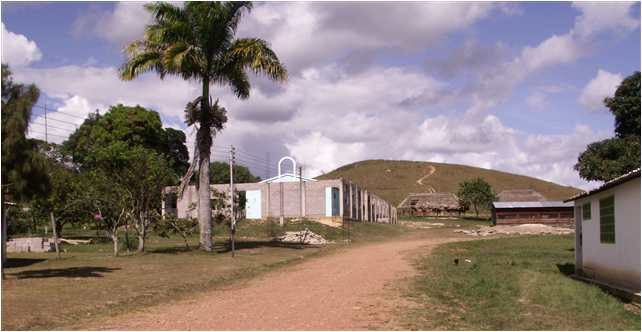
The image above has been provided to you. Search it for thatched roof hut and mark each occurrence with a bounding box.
[496,189,545,202]
[398,192,461,211]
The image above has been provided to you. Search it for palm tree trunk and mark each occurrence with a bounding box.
[197,77,213,251]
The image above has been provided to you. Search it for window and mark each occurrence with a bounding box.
[599,196,615,243]
[582,202,591,220]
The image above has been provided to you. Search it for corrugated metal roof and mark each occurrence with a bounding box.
[493,201,574,209]
[565,168,641,202]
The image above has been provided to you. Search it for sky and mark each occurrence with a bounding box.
[1,1,640,190]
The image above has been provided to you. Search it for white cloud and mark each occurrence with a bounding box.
[27,95,104,144]
[13,65,199,120]
[238,2,498,74]
[572,2,639,38]
[1,22,42,67]
[73,2,151,46]
[578,69,623,111]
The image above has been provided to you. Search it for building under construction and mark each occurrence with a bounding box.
[162,157,398,225]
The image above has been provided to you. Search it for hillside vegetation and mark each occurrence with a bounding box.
[317,160,582,206]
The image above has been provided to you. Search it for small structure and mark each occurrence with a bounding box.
[6,237,54,253]
[496,189,546,202]
[491,201,574,225]
[565,168,640,294]
[397,192,463,217]
[163,156,398,225]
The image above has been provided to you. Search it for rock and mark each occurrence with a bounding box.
[275,228,329,245]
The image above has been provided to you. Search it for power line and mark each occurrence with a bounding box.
[32,111,80,127]
[32,104,91,119]
[30,121,76,133]
[30,122,75,133]
[28,130,67,139]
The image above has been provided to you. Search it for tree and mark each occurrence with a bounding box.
[210,161,260,184]
[117,147,176,252]
[120,2,287,251]
[63,104,189,178]
[1,64,50,271]
[575,72,641,181]
[1,65,50,201]
[83,170,128,256]
[165,128,190,177]
[457,178,496,217]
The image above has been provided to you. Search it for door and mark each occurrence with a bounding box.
[575,205,582,274]
[245,190,261,219]
[325,187,340,217]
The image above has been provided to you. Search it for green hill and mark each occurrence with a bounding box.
[316,159,583,206]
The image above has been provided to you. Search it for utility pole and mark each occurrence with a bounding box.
[229,145,236,257]
[44,97,48,143]
[265,152,270,180]
[299,166,303,217]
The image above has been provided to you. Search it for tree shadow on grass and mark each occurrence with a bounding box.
[10,266,121,279]
[216,240,307,254]
[4,258,47,268]
[556,263,575,276]
[147,240,307,255]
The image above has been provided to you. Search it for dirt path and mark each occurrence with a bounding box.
[416,165,436,192]
[82,233,465,331]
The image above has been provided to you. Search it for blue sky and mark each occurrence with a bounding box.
[2,1,640,189]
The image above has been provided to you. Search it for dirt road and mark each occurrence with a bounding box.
[84,232,465,330]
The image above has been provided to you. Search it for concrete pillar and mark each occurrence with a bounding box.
[364,190,368,222]
[302,182,306,217]
[339,180,344,218]
[266,182,270,219]
[349,181,354,219]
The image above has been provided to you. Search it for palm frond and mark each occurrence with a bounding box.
[224,38,288,82]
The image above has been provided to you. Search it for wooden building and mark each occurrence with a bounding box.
[397,192,463,217]
[496,189,546,202]
[491,201,574,225]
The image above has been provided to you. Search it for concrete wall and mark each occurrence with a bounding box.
[574,177,640,292]
[163,178,398,224]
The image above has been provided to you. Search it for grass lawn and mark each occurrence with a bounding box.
[402,235,640,330]
[2,219,409,330]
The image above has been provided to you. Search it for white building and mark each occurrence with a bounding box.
[566,169,640,294]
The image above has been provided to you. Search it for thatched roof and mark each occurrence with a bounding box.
[496,189,545,202]
[398,192,461,210]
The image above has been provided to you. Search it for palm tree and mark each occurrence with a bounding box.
[120,2,287,251]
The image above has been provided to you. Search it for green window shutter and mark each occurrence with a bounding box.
[582,202,591,220]
[599,196,615,244]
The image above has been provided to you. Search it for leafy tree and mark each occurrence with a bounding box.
[120,2,287,251]
[116,147,176,252]
[575,72,641,181]
[1,64,50,269]
[31,144,88,257]
[82,170,129,256]
[165,128,190,177]
[210,161,260,184]
[1,64,50,201]
[63,104,188,178]
[606,72,640,138]
[456,178,496,217]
